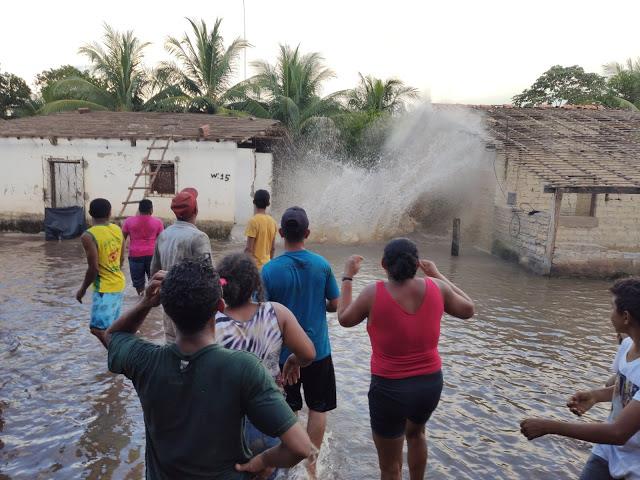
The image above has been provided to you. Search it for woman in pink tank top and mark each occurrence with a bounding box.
[337,238,475,480]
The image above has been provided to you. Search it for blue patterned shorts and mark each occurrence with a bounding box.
[90,291,124,330]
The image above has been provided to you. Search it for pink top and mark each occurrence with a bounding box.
[122,215,164,257]
[367,278,444,379]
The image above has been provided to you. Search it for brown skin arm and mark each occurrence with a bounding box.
[270,237,276,260]
[418,260,475,319]
[245,236,256,256]
[236,422,314,474]
[567,387,614,416]
[326,298,338,313]
[76,233,99,303]
[521,399,640,445]
[338,283,375,328]
[103,271,165,348]
[274,302,316,385]
[275,303,316,366]
[337,255,373,327]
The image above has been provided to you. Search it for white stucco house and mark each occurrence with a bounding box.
[0,110,283,238]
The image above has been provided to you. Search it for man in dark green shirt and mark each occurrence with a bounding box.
[103,257,313,479]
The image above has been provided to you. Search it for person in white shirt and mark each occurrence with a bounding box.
[521,278,640,480]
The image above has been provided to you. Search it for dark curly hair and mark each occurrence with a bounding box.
[89,198,111,219]
[610,277,640,324]
[217,253,264,308]
[383,238,419,282]
[161,257,221,334]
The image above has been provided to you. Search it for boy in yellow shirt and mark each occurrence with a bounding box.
[76,198,126,347]
[244,190,277,270]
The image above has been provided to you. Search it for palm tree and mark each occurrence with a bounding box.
[233,44,343,135]
[347,73,418,114]
[40,24,151,113]
[603,57,640,111]
[150,17,249,113]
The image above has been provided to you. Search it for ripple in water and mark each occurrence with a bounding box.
[0,229,618,479]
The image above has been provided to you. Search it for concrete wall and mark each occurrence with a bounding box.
[0,137,273,238]
[490,153,554,274]
[233,150,274,225]
[491,152,640,277]
[553,194,640,276]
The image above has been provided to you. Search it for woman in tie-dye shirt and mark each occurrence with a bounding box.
[215,253,315,471]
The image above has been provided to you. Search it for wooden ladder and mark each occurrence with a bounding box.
[117,138,172,219]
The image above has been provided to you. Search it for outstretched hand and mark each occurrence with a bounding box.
[344,255,364,278]
[142,271,166,308]
[520,418,550,440]
[567,391,596,416]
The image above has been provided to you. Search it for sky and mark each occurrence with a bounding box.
[2,0,639,104]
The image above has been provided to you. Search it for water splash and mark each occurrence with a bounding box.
[275,103,492,243]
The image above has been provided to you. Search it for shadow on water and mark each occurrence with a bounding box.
[0,231,617,479]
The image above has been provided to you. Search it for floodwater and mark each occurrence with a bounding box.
[0,230,617,479]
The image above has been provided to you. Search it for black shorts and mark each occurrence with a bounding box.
[368,371,443,439]
[281,355,337,413]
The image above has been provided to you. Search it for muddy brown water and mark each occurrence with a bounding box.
[0,230,617,479]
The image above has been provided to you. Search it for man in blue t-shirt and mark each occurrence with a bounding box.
[262,207,340,477]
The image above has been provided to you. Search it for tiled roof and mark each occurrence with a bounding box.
[0,111,282,143]
[473,106,640,191]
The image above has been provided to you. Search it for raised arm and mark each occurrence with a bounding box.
[419,260,475,319]
[76,233,98,303]
[521,399,640,445]
[103,271,165,348]
[337,255,375,328]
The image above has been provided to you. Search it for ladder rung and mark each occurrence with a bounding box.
[122,201,142,204]
[128,187,148,190]
[135,172,151,176]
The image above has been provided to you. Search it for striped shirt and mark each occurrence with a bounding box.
[215,302,282,380]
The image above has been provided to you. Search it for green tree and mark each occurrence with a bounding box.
[604,58,640,110]
[512,65,607,107]
[0,69,32,119]
[234,44,343,135]
[152,17,249,113]
[35,65,98,98]
[346,73,418,114]
[41,24,151,113]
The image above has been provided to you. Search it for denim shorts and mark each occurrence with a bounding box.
[579,454,614,480]
[128,255,152,290]
[244,419,279,480]
[90,291,124,330]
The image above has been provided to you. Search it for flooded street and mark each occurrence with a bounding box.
[0,230,617,479]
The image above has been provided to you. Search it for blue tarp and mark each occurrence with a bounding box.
[44,207,86,240]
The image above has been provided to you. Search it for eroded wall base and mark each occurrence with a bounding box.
[0,213,233,240]
[0,213,45,234]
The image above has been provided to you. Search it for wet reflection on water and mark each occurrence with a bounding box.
[0,231,616,479]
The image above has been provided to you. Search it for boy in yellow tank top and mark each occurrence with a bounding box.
[76,198,125,346]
